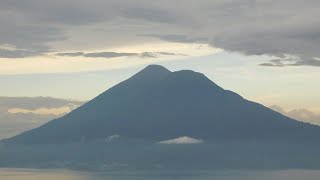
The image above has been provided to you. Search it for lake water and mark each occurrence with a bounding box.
[1,168,320,180]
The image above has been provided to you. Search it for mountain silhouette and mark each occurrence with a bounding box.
[3,64,320,145]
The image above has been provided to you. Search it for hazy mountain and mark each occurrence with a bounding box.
[270,105,320,126]
[3,65,320,145]
[0,97,84,139]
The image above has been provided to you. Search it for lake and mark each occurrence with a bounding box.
[1,168,320,180]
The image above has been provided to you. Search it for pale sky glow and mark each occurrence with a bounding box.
[0,42,218,75]
[1,51,319,114]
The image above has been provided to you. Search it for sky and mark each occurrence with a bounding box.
[0,0,320,115]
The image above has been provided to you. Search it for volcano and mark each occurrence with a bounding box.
[3,65,320,145]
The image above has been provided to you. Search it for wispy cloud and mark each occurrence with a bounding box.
[159,136,204,144]
[55,51,179,59]
[7,103,79,116]
[260,56,320,67]
[0,49,42,58]
[141,34,208,44]
[55,52,85,57]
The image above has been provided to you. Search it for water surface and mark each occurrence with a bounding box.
[1,168,320,180]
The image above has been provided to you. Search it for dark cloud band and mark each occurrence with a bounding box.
[0,0,319,67]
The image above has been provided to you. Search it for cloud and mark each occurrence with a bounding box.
[159,136,204,144]
[84,52,139,58]
[55,52,85,57]
[105,134,120,143]
[0,11,65,57]
[0,48,42,58]
[142,34,208,44]
[55,51,179,59]
[270,105,320,126]
[1,0,319,66]
[157,52,185,56]
[140,52,157,58]
[7,104,79,116]
[0,96,83,111]
[122,7,180,24]
[260,56,320,67]
[0,96,84,139]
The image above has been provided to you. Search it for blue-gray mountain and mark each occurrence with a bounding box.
[2,65,320,145]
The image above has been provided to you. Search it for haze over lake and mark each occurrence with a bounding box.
[2,169,320,180]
